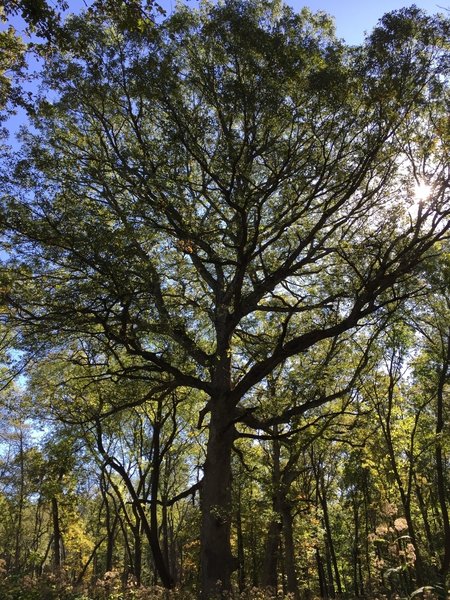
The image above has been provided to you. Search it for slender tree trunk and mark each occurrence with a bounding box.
[75,536,107,586]
[51,496,62,570]
[352,497,363,597]
[311,450,341,596]
[362,474,373,589]
[149,403,172,587]
[161,503,170,575]
[316,547,328,599]
[281,502,300,600]
[249,485,259,587]
[14,430,25,572]
[414,473,436,562]
[105,515,117,573]
[261,520,281,590]
[133,522,142,587]
[100,472,116,572]
[325,544,335,599]
[261,435,282,591]
[236,483,246,592]
[319,481,341,595]
[169,518,178,585]
[387,442,425,585]
[200,399,237,598]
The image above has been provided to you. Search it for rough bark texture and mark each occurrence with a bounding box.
[200,401,237,598]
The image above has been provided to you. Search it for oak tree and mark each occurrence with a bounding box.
[2,1,450,595]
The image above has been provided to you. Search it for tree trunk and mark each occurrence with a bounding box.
[133,522,142,587]
[320,477,342,594]
[51,496,62,570]
[414,474,435,560]
[261,519,281,590]
[236,483,246,592]
[105,515,117,574]
[14,429,25,572]
[200,401,237,598]
[261,434,282,591]
[352,497,363,597]
[316,547,328,599]
[161,502,171,578]
[100,471,116,572]
[281,502,300,600]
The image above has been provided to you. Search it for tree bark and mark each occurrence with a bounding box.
[281,502,300,600]
[352,497,363,597]
[200,400,237,598]
[316,547,328,599]
[13,429,25,572]
[319,477,342,595]
[414,475,435,560]
[132,521,142,587]
[261,434,282,591]
[236,483,246,592]
[51,496,62,570]
[261,519,281,590]
[99,471,116,572]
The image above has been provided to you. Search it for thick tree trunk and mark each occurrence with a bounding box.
[200,401,237,598]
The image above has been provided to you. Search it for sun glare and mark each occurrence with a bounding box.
[414,181,431,203]
[408,180,432,219]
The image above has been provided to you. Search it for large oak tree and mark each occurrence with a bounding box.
[2,1,450,596]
